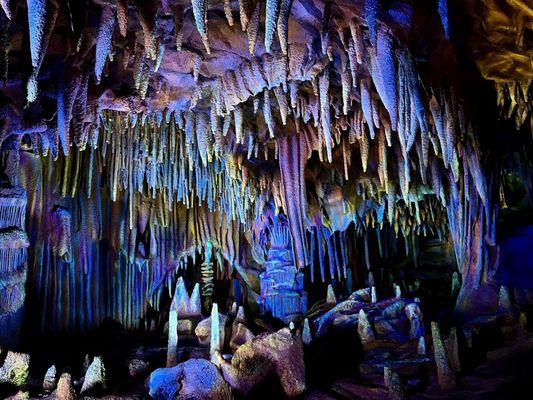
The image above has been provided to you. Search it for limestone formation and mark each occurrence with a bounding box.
[214,328,306,397]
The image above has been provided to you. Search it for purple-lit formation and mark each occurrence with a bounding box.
[0,0,532,399]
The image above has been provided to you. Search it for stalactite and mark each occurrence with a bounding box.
[277,0,292,55]
[319,69,333,162]
[246,0,261,56]
[265,0,280,53]
[94,6,115,84]
[223,0,234,26]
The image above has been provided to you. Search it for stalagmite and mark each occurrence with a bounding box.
[371,286,377,303]
[326,284,336,304]
[302,318,312,345]
[189,283,201,316]
[446,327,461,373]
[384,367,407,400]
[431,321,456,389]
[210,303,220,359]
[358,309,374,344]
[418,336,426,355]
[166,308,178,367]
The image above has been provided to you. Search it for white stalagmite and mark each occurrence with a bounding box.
[210,303,220,359]
[394,283,402,298]
[371,286,377,303]
[189,283,201,316]
[302,318,312,345]
[166,308,178,367]
[326,284,336,304]
[418,335,426,355]
[172,277,191,315]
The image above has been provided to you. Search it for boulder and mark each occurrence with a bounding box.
[148,358,233,400]
[213,328,305,397]
[0,350,30,386]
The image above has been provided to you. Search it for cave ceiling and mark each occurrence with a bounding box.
[0,0,531,331]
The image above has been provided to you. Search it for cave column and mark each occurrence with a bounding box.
[0,152,29,347]
[447,156,500,320]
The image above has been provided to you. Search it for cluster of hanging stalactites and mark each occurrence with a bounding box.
[495,80,532,132]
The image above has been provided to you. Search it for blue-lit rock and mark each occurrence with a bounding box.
[258,225,308,322]
[0,184,28,348]
[148,358,233,400]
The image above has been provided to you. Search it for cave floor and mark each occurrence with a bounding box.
[6,325,532,400]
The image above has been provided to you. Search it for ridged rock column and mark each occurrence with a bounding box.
[258,219,307,323]
[0,184,29,347]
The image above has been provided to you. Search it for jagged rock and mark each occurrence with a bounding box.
[195,313,229,349]
[128,359,150,378]
[43,364,57,392]
[213,328,305,397]
[80,356,106,394]
[148,358,233,400]
[0,350,30,386]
